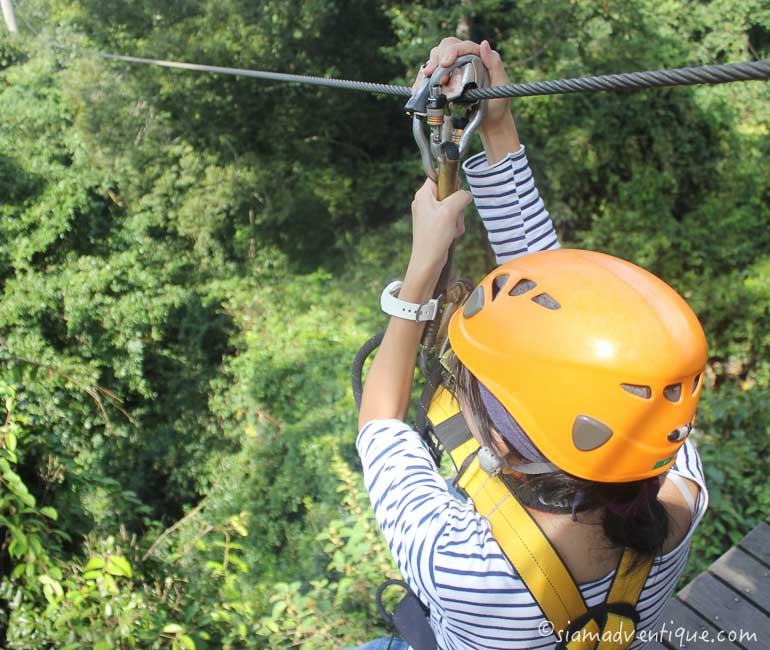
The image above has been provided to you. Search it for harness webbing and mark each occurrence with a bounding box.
[455,449,588,631]
[427,384,653,649]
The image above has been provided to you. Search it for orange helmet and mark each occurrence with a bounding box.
[448,248,708,483]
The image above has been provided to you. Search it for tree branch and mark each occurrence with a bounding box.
[142,498,208,561]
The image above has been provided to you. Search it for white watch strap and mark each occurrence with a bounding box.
[380,281,439,323]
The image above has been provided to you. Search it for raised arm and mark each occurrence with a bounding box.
[357,182,472,428]
[358,41,561,428]
[425,38,560,264]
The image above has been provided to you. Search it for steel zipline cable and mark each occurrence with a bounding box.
[51,45,415,98]
[467,60,770,99]
[13,8,770,100]
[50,45,770,101]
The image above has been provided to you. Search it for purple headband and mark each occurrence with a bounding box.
[477,382,548,464]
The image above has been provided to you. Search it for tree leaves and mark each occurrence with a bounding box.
[1,0,768,647]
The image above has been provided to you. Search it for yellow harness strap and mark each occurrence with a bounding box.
[593,551,652,650]
[430,386,652,649]
[454,450,587,633]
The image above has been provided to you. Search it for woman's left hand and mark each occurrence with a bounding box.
[415,37,519,164]
[407,179,472,284]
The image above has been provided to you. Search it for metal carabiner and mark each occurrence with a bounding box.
[405,54,489,182]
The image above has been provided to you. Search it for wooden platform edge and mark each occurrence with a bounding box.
[654,516,770,650]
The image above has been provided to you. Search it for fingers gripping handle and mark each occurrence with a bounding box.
[405,55,487,356]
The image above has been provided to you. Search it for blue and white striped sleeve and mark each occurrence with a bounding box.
[463,145,560,264]
[356,419,550,643]
[356,419,482,609]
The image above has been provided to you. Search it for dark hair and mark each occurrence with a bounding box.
[449,354,676,560]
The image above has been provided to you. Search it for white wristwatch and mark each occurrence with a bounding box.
[380,281,439,323]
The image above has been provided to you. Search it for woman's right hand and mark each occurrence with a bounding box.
[422,38,514,138]
[417,37,520,163]
[407,179,472,283]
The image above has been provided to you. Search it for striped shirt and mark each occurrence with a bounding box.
[357,149,708,648]
[357,421,708,650]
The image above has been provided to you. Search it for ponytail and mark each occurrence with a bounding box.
[601,477,668,555]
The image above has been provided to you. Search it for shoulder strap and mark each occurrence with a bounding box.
[459,455,655,650]
[428,384,654,649]
[606,550,654,608]
[456,453,590,634]
[430,385,596,633]
[592,550,653,650]
[426,385,470,455]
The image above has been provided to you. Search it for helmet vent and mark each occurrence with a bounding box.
[692,373,701,394]
[668,424,691,442]
[491,274,509,301]
[663,384,682,402]
[621,383,652,399]
[509,278,536,296]
[531,293,561,310]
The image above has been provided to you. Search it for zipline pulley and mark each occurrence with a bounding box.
[353,56,489,427]
[405,54,489,182]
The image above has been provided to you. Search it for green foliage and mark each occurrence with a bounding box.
[6,542,155,649]
[0,383,62,595]
[1,0,768,647]
[255,452,396,648]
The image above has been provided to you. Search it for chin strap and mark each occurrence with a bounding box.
[508,461,560,474]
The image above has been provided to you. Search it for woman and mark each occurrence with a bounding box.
[357,38,707,650]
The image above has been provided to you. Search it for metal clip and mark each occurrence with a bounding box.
[405,55,489,180]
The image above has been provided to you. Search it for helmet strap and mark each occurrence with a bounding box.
[508,462,559,475]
